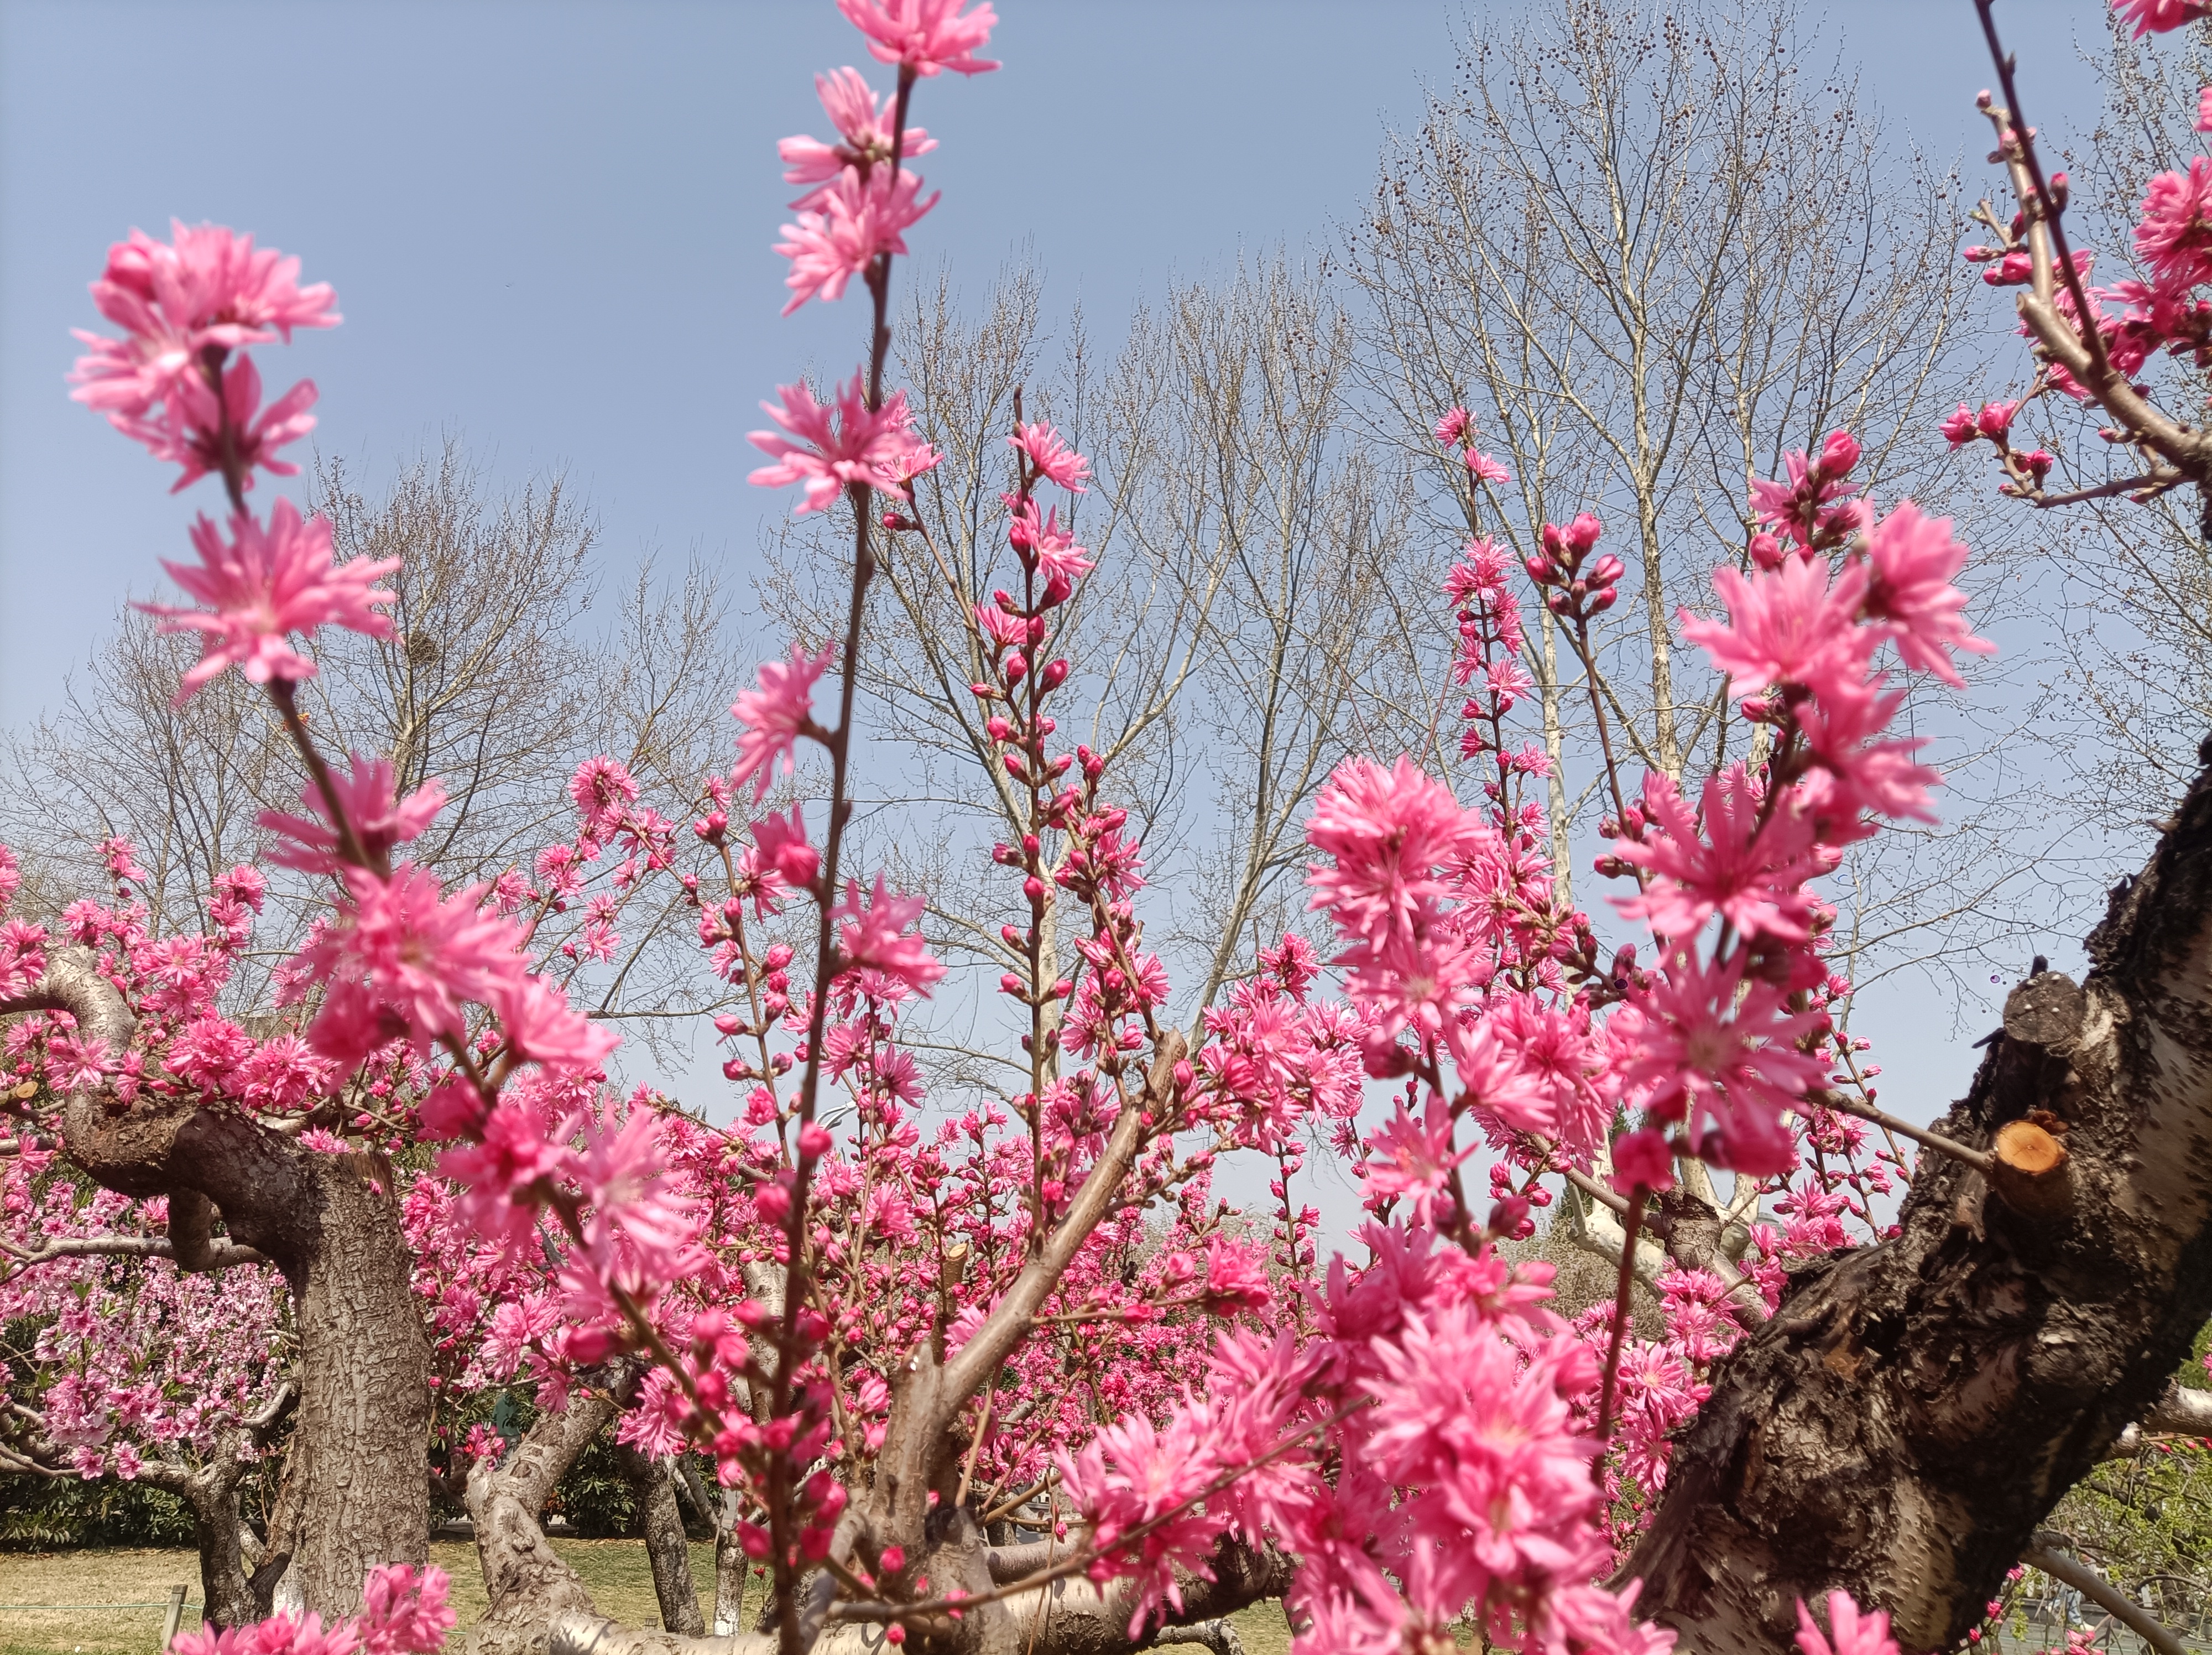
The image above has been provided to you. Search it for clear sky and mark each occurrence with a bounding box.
[0,0,2121,1170]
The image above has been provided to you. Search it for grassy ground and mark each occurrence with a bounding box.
[0,1544,1293,1655]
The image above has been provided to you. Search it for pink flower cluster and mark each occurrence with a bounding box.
[1062,1227,1666,1655]
[70,224,397,700]
[70,221,337,495]
[169,1564,453,1655]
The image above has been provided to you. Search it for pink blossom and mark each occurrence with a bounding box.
[1679,555,1872,701]
[260,753,445,875]
[1009,420,1091,492]
[753,803,821,888]
[749,373,917,514]
[774,166,938,314]
[1465,451,1512,485]
[876,438,943,492]
[356,1563,458,1655]
[2136,157,2212,289]
[234,1036,333,1113]
[1199,1237,1272,1315]
[1006,497,1095,585]
[1363,1095,1475,1222]
[568,756,639,837]
[731,640,836,800]
[0,918,45,1000]
[1308,757,1488,950]
[1939,403,1978,447]
[1796,1592,1900,1655]
[295,863,529,1066]
[1862,503,1994,686]
[1434,407,1470,447]
[169,1564,452,1655]
[493,975,619,1076]
[46,1033,114,1095]
[837,0,999,77]
[1792,675,1942,828]
[69,222,338,419]
[779,67,936,205]
[1360,1299,1601,1589]
[834,874,946,995]
[1613,767,1827,943]
[1609,1128,1677,1195]
[2114,0,2212,39]
[1609,956,1825,1177]
[113,350,320,495]
[140,500,399,701]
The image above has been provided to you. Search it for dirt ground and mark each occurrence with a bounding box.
[0,1543,1294,1654]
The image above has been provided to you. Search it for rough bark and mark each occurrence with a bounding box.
[139,1455,259,1628]
[618,1446,705,1635]
[3,950,429,1620]
[1625,748,2212,1653]
[460,1362,643,1655]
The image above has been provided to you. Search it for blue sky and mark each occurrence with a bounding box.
[0,0,2107,721]
[0,0,2122,1172]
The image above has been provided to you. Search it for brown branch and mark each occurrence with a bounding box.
[2025,1538,2187,1655]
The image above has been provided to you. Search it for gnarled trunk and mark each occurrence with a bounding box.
[7,950,430,1620]
[618,1446,705,1635]
[1626,749,2212,1653]
[139,1454,259,1629]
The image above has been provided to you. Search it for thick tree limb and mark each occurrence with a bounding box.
[1624,750,2212,1652]
[2142,1380,2212,1438]
[2023,1538,2187,1655]
[0,1231,266,1273]
[617,1446,705,1636]
[2,949,429,1618]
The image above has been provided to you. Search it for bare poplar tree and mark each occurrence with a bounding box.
[3,443,745,1049]
[1346,0,1988,908]
[763,262,1425,1093]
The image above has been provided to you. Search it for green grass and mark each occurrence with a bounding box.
[0,1544,1292,1655]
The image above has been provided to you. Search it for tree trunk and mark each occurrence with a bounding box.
[6,949,431,1621]
[618,1447,705,1635]
[1625,747,2212,1653]
[140,1456,258,1630]
[460,1362,643,1655]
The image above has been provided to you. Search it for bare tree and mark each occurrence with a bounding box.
[1345,0,1993,919]
[4,443,746,1053]
[763,261,1425,1092]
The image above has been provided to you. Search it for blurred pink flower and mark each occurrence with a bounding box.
[837,0,999,77]
[140,499,398,701]
[780,66,936,206]
[2115,0,2212,40]
[114,350,320,494]
[834,873,945,994]
[1863,503,1995,686]
[774,166,937,313]
[731,640,836,801]
[1796,1592,1900,1655]
[296,863,529,1066]
[1679,555,1871,702]
[260,753,445,875]
[69,221,337,419]
[749,373,917,514]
